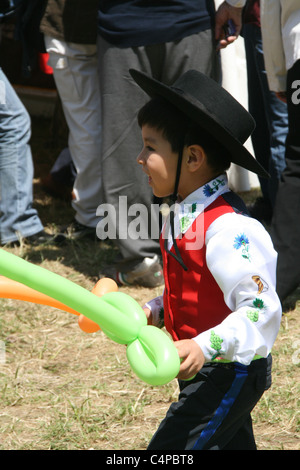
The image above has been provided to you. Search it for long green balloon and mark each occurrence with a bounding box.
[0,249,180,385]
[0,249,139,343]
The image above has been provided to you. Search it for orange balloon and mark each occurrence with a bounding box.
[0,276,80,315]
[92,278,118,296]
[77,278,118,333]
[0,275,119,334]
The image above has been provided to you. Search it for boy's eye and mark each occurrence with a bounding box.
[146,145,155,151]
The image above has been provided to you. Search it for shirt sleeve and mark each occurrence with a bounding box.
[193,213,282,365]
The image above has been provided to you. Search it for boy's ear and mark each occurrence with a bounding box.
[186,145,205,172]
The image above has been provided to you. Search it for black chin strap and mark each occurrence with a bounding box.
[164,144,188,271]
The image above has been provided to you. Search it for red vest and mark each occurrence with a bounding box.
[160,195,234,341]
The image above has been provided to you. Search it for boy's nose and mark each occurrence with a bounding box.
[137,149,145,164]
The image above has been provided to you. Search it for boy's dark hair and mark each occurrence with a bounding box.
[138,97,231,173]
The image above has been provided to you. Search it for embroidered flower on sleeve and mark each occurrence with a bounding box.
[253,298,265,310]
[246,297,266,323]
[233,233,251,261]
[209,330,225,360]
[246,310,259,322]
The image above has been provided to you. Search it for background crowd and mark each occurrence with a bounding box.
[0,0,299,304]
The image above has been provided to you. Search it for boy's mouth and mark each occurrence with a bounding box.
[142,168,152,184]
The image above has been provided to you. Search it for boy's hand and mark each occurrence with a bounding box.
[215,1,243,50]
[143,306,153,325]
[175,339,205,380]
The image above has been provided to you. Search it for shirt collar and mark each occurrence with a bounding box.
[164,174,229,247]
[182,173,228,208]
[178,173,228,230]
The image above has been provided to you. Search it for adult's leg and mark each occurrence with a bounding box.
[270,60,300,301]
[97,30,220,269]
[243,24,288,208]
[45,37,102,228]
[97,37,163,267]
[0,68,43,244]
[250,26,287,206]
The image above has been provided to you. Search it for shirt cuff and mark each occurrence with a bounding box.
[193,330,220,363]
[144,296,164,329]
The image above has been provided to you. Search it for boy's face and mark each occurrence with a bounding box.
[137,125,178,198]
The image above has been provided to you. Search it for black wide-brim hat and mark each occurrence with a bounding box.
[129,69,269,179]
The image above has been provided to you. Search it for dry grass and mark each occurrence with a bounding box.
[0,117,299,450]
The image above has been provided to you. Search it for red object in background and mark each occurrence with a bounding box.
[39,53,53,74]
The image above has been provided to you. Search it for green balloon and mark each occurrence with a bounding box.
[97,292,147,344]
[127,325,180,386]
[0,249,180,385]
[0,249,137,343]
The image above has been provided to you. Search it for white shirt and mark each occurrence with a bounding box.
[146,174,282,365]
[261,0,300,92]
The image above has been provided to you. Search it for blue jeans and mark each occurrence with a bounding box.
[243,24,288,207]
[0,68,43,244]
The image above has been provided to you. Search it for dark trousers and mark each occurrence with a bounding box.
[147,356,272,450]
[270,59,300,302]
[243,24,288,207]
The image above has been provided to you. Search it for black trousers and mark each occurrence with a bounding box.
[270,59,300,302]
[147,356,272,450]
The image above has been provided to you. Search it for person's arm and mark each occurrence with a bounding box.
[215,0,246,49]
[193,213,282,365]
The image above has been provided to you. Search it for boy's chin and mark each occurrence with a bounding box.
[153,191,172,199]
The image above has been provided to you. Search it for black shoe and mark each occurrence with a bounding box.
[3,230,54,247]
[54,219,97,243]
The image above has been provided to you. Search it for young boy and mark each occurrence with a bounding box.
[129,69,282,450]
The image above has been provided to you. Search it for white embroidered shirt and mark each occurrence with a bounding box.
[146,174,282,365]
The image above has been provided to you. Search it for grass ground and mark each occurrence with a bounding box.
[0,118,299,450]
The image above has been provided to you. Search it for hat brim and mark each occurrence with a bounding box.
[130,69,269,179]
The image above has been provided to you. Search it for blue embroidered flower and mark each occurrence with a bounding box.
[203,178,226,198]
[233,233,249,249]
[203,184,215,198]
[233,233,251,261]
